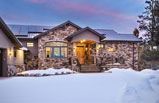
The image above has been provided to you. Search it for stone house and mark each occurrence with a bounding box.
[9,21,141,72]
[0,17,24,77]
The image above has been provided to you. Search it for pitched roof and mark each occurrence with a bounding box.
[34,20,82,39]
[95,29,118,35]
[94,29,142,42]
[65,27,105,40]
[8,24,52,38]
[0,17,22,48]
[8,22,142,42]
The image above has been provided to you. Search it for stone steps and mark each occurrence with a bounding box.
[80,64,101,72]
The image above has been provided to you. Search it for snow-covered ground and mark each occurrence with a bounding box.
[0,68,159,103]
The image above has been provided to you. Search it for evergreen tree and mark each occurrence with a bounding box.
[133,28,139,37]
[138,0,159,45]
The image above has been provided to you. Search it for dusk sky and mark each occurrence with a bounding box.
[0,0,146,33]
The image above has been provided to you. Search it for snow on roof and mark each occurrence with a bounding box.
[8,24,142,42]
[95,29,118,35]
[8,24,53,36]
[102,33,142,42]
[95,29,142,42]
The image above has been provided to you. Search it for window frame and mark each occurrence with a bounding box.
[45,41,68,58]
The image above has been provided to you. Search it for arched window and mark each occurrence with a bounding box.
[45,42,67,58]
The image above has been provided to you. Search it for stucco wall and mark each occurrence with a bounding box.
[0,28,24,76]
[0,29,14,48]
[0,29,24,65]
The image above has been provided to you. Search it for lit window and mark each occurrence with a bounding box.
[27,43,34,47]
[53,47,60,57]
[45,42,67,58]
[61,47,67,57]
[46,47,51,58]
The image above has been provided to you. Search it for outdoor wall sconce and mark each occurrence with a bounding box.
[80,39,85,43]
[9,48,12,56]
[107,47,115,52]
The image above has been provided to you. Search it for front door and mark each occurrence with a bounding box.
[76,46,85,64]
[0,49,3,76]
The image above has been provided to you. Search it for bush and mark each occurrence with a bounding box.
[141,50,159,61]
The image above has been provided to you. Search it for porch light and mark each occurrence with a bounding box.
[80,39,86,43]
[97,44,103,49]
[108,47,115,52]
[8,48,12,56]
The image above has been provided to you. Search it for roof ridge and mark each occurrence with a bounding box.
[34,20,81,39]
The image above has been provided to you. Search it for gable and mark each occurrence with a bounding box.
[0,17,22,48]
[34,21,81,39]
[65,27,105,42]
[0,29,14,48]
[38,24,79,42]
[71,30,101,43]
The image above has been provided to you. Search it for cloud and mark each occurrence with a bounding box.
[27,0,136,21]
[1,12,30,22]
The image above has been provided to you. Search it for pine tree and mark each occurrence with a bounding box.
[138,0,159,45]
[133,28,139,37]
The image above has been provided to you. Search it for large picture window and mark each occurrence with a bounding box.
[45,42,67,58]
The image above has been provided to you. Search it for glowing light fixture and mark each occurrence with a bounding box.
[108,47,115,52]
[80,39,86,43]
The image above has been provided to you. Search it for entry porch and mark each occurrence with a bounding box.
[65,27,105,72]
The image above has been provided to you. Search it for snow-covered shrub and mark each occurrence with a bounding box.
[16,68,75,77]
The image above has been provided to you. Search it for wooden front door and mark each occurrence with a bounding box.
[76,46,85,64]
[0,49,3,76]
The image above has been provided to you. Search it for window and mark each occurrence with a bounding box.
[53,47,60,57]
[61,47,67,57]
[46,47,51,58]
[45,42,67,58]
[27,42,34,47]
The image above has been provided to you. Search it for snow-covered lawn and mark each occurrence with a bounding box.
[0,68,159,103]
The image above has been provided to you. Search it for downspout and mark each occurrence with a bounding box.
[132,43,135,70]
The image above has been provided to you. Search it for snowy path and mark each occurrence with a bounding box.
[0,68,159,103]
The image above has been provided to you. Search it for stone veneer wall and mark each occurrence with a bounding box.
[98,42,139,70]
[38,25,78,69]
